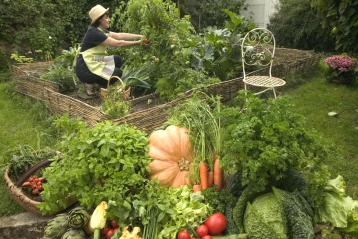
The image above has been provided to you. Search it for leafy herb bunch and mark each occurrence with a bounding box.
[220,91,330,197]
[38,117,152,215]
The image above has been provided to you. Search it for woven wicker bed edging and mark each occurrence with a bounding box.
[10,48,321,132]
[44,88,107,127]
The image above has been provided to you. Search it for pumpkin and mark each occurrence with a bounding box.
[147,125,194,187]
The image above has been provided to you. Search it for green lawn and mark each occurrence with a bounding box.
[0,82,58,216]
[0,61,357,218]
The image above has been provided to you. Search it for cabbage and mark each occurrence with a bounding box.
[243,192,288,239]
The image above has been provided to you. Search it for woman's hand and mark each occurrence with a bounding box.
[143,38,151,46]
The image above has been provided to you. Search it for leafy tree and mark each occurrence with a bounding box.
[311,0,358,53]
[267,0,335,52]
[0,0,123,60]
[182,0,249,32]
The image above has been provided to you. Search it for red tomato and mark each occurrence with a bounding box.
[202,235,212,239]
[110,220,119,228]
[177,230,191,239]
[144,39,150,44]
[195,224,209,237]
[106,229,115,239]
[101,225,111,236]
[204,212,227,236]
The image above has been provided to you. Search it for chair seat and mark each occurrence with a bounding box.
[243,76,286,88]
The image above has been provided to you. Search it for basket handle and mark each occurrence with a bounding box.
[14,157,62,187]
[108,76,126,91]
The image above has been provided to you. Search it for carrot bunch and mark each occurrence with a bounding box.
[194,156,223,192]
[22,175,45,195]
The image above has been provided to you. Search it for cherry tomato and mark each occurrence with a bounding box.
[202,235,212,239]
[110,220,119,228]
[177,230,191,239]
[106,229,115,239]
[195,224,209,237]
[101,225,111,236]
[144,39,150,44]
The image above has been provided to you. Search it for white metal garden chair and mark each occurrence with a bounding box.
[241,28,286,98]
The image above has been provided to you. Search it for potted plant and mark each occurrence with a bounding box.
[323,54,358,84]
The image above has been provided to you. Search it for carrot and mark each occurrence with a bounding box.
[38,177,45,182]
[21,182,30,187]
[213,157,223,191]
[199,162,208,190]
[193,184,202,192]
[207,171,214,188]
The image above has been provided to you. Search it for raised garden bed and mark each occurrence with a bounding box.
[11,48,320,130]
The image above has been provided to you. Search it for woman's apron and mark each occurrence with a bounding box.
[80,31,115,81]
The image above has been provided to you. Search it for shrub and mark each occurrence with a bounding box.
[267,0,335,52]
[40,66,77,93]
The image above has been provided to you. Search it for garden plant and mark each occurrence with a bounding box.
[0,0,358,238]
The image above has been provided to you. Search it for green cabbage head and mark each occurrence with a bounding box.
[244,192,288,239]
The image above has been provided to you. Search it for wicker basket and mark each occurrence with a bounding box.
[100,76,131,100]
[4,159,76,215]
[14,75,59,102]
[44,87,107,127]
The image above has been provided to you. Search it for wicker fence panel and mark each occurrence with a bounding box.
[112,94,193,133]
[17,61,53,77]
[14,75,59,102]
[9,65,29,77]
[44,88,107,127]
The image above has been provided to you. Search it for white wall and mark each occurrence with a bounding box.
[240,0,279,28]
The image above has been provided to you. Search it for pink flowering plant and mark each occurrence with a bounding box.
[324,55,358,83]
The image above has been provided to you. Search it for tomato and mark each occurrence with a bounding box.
[110,220,119,228]
[204,212,227,236]
[195,224,209,237]
[106,229,115,239]
[144,39,150,44]
[177,230,191,239]
[202,235,212,239]
[101,225,111,236]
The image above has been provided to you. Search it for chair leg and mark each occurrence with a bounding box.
[273,88,277,99]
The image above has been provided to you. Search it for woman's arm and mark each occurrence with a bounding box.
[109,32,144,41]
[102,36,142,48]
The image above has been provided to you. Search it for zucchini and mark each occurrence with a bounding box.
[212,234,249,239]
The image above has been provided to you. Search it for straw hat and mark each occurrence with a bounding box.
[89,5,109,24]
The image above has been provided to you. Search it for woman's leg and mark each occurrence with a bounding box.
[106,55,123,87]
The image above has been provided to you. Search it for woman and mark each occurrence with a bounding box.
[75,4,148,96]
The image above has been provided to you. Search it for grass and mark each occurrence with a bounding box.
[0,59,357,218]
[0,78,59,217]
[283,61,358,198]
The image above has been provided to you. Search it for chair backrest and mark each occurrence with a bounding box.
[241,28,276,78]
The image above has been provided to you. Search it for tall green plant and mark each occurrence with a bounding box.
[117,0,214,100]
